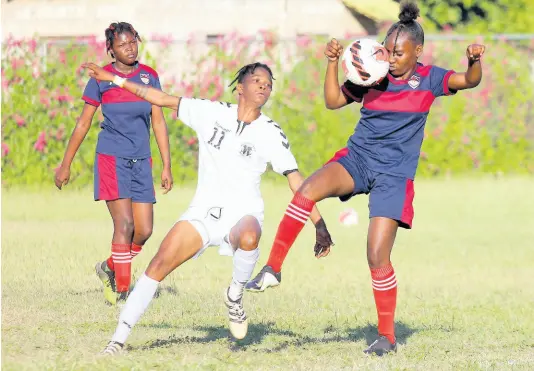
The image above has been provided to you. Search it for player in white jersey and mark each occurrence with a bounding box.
[83,62,334,354]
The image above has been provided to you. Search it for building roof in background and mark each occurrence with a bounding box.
[2,0,372,40]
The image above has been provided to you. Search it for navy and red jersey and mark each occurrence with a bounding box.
[82,63,161,159]
[341,63,455,179]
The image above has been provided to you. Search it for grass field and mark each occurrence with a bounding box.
[2,177,534,370]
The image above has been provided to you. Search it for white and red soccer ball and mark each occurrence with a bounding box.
[339,208,359,227]
[341,38,390,87]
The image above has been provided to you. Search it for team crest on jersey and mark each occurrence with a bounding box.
[239,143,255,158]
[140,73,150,85]
[408,75,420,89]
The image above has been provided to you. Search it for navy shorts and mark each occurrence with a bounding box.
[94,153,156,203]
[325,147,415,229]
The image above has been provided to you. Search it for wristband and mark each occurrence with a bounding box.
[113,76,126,88]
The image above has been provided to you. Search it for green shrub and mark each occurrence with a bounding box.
[2,33,533,187]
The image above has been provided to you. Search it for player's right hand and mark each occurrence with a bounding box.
[325,38,343,62]
[314,218,334,258]
[55,164,70,190]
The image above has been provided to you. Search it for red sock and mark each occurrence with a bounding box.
[266,192,315,273]
[111,243,132,293]
[131,243,143,258]
[370,262,397,344]
[106,256,114,271]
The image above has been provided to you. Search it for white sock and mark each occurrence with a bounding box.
[111,273,159,344]
[228,248,259,301]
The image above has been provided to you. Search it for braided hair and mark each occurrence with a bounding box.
[384,1,424,52]
[228,62,275,93]
[105,22,142,58]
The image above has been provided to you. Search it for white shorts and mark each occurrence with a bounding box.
[177,205,264,259]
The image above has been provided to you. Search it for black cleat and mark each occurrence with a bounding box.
[363,336,397,356]
[116,291,128,307]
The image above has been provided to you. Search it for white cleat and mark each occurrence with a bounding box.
[100,341,124,356]
[245,265,281,292]
[223,288,248,340]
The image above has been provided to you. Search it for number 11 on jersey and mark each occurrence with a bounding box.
[208,127,226,149]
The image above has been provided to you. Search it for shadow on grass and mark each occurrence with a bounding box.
[133,321,418,353]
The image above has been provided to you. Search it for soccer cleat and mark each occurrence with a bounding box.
[116,291,128,307]
[223,288,248,340]
[100,341,124,356]
[245,265,281,292]
[363,336,397,356]
[95,261,116,305]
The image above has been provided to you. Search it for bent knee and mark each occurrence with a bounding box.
[238,229,260,251]
[298,180,316,200]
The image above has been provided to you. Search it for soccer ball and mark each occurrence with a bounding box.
[341,38,389,87]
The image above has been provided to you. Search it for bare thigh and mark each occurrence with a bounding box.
[299,162,356,202]
[144,221,204,281]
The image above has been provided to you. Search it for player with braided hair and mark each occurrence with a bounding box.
[246,1,485,355]
[81,61,333,353]
[55,22,173,306]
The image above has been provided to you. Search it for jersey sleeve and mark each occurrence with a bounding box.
[430,66,457,97]
[82,78,101,107]
[341,80,369,104]
[178,98,215,131]
[152,75,162,90]
[268,121,299,175]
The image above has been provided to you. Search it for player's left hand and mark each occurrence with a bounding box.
[466,44,485,63]
[314,218,334,258]
[161,166,173,194]
[82,63,115,82]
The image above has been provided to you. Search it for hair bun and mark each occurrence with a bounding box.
[398,1,420,24]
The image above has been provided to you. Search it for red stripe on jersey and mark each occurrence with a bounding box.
[82,95,100,107]
[416,65,432,77]
[442,70,456,95]
[387,64,432,85]
[139,64,159,78]
[363,89,435,113]
[102,87,147,104]
[103,63,142,78]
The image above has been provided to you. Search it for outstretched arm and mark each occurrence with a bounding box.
[82,63,181,110]
[448,44,485,91]
[286,171,334,258]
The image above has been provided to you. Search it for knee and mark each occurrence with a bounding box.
[135,225,153,244]
[238,229,260,251]
[116,217,135,238]
[298,180,316,201]
[367,243,389,269]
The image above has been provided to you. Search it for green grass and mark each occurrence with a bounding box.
[2,177,534,370]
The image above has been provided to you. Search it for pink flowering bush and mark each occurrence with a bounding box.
[1,33,533,187]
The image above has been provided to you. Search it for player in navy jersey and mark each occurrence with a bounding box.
[55,22,173,306]
[246,1,485,355]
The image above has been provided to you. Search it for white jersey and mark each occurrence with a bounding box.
[178,98,299,215]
